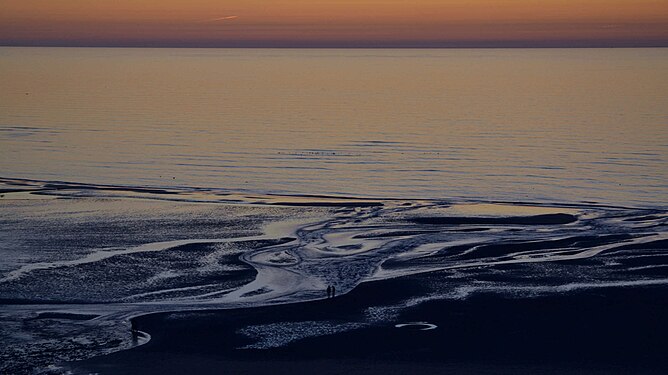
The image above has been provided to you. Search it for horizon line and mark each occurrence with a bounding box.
[2,44,668,49]
[2,37,668,49]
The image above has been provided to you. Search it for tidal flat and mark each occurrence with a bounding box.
[1,179,667,374]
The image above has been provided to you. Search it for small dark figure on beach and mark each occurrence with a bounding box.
[131,320,139,342]
[326,285,332,298]
[331,286,336,298]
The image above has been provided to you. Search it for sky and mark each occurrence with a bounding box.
[1,0,667,47]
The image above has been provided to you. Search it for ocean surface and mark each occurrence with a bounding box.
[1,48,668,374]
[1,47,667,207]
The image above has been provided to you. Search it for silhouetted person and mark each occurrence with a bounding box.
[131,320,139,343]
[326,285,332,298]
[331,286,336,298]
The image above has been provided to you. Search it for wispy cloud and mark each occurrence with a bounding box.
[200,15,239,23]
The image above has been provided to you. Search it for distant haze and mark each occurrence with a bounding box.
[1,0,667,47]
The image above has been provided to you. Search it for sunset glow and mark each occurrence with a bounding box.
[1,0,667,47]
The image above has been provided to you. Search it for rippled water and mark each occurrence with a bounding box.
[1,47,667,207]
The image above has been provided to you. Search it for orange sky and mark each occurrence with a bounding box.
[1,0,667,47]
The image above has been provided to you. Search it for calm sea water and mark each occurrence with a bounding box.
[1,47,667,207]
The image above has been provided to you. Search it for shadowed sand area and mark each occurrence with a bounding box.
[72,277,668,375]
[410,213,577,225]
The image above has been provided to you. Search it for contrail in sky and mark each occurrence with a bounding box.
[201,15,239,23]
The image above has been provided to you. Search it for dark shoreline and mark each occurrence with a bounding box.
[72,273,668,375]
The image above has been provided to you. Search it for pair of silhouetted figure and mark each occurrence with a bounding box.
[131,320,139,343]
[326,285,336,299]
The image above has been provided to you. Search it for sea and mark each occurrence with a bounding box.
[1,47,667,207]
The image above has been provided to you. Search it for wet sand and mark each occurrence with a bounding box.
[72,273,668,374]
[2,178,668,374]
[410,213,578,225]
